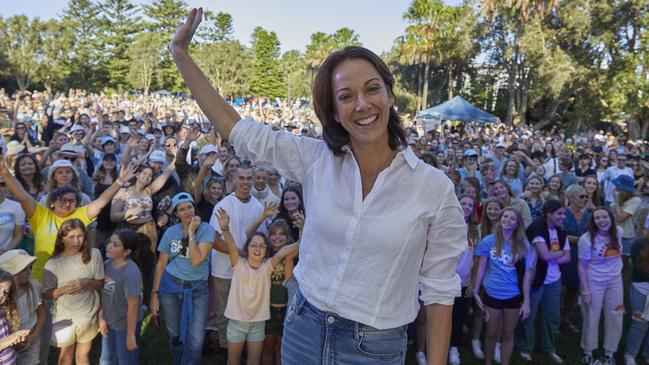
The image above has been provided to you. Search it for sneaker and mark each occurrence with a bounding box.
[549,352,564,364]
[593,356,616,365]
[519,352,533,361]
[624,354,636,365]
[494,342,502,363]
[581,354,594,364]
[415,351,427,365]
[448,347,460,365]
[472,339,485,360]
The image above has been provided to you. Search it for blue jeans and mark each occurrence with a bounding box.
[281,289,407,364]
[99,323,142,365]
[159,274,209,365]
[515,279,562,353]
[625,285,649,359]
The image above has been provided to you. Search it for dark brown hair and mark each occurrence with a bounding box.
[52,219,91,264]
[312,46,407,155]
[588,206,620,250]
[0,270,19,332]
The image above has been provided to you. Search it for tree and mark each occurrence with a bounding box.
[207,12,234,43]
[305,28,362,73]
[194,40,252,99]
[282,50,310,104]
[98,0,142,90]
[36,19,73,92]
[128,32,166,94]
[0,15,42,90]
[250,27,285,98]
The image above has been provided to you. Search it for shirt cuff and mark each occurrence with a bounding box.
[419,274,461,306]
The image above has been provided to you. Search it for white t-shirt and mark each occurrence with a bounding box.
[209,194,264,279]
[578,227,624,282]
[534,227,570,285]
[0,198,25,250]
[614,197,641,239]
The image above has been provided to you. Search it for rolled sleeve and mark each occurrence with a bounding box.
[229,118,327,183]
[419,183,467,306]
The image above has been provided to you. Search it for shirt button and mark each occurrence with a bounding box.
[327,316,335,324]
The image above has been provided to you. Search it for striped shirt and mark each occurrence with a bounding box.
[0,311,16,365]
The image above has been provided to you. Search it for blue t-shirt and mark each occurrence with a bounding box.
[476,234,535,300]
[158,222,216,281]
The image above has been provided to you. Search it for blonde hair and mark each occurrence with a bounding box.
[0,270,20,332]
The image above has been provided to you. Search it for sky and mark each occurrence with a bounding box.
[1,0,461,53]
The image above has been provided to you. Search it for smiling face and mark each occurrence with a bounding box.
[136,167,153,187]
[17,156,36,176]
[584,176,598,194]
[499,209,519,232]
[331,58,394,150]
[548,177,561,191]
[547,207,566,228]
[593,208,612,233]
[283,191,301,213]
[460,196,475,220]
[246,234,268,266]
[207,180,224,201]
[269,226,289,251]
[486,201,503,223]
[492,182,509,200]
[52,192,78,216]
[253,170,268,190]
[234,167,253,196]
[526,177,543,194]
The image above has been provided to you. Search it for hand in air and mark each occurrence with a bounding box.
[170,8,203,55]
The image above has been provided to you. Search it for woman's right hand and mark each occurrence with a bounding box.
[582,293,591,306]
[98,318,108,337]
[150,294,159,317]
[170,8,203,56]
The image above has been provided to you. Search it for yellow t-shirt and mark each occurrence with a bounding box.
[28,205,94,282]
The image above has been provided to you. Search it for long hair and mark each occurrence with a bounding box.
[459,194,479,244]
[494,208,528,259]
[582,175,603,206]
[462,176,482,204]
[14,153,43,194]
[588,206,621,250]
[616,190,635,206]
[94,153,118,183]
[480,197,505,239]
[268,219,293,255]
[0,270,19,332]
[112,229,151,284]
[52,219,90,264]
[312,46,407,156]
[277,184,305,222]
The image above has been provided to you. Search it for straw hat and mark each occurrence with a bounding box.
[0,250,36,275]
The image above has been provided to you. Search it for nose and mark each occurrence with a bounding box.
[355,94,370,112]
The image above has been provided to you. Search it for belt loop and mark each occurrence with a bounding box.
[354,322,359,340]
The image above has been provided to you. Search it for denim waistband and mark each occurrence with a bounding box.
[166,271,207,289]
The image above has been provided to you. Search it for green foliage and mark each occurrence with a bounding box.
[194,40,252,98]
[304,28,362,71]
[128,32,166,94]
[250,27,285,98]
[282,50,311,102]
[99,0,142,90]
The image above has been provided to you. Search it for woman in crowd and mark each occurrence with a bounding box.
[500,159,525,197]
[610,174,641,267]
[0,175,24,255]
[461,176,483,219]
[448,194,479,365]
[0,269,29,363]
[274,185,305,242]
[625,229,649,365]
[522,175,545,222]
[223,156,241,194]
[596,156,610,183]
[490,179,532,228]
[193,154,225,222]
[515,200,570,363]
[42,219,105,365]
[150,192,215,365]
[583,175,604,211]
[560,185,591,334]
[92,153,119,253]
[543,175,566,204]
[171,10,467,364]
[39,160,92,207]
[473,208,534,365]
[13,153,45,200]
[577,207,624,365]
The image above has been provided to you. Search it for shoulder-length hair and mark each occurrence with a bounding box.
[14,153,43,193]
[277,184,305,222]
[52,219,90,264]
[458,194,479,243]
[0,270,19,332]
[312,46,407,156]
[494,207,528,259]
[588,206,620,250]
[241,232,271,259]
[480,197,505,239]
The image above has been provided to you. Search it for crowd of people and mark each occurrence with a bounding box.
[0,41,646,365]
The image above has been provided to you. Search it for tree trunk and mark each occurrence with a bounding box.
[518,65,530,125]
[416,62,423,112]
[447,63,454,100]
[506,19,523,126]
[533,101,561,130]
[421,61,430,110]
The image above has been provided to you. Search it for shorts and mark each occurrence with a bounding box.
[227,319,265,343]
[51,319,98,347]
[483,292,523,310]
[265,306,286,335]
[622,237,634,256]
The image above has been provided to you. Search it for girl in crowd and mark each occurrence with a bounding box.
[473,208,534,365]
[150,192,215,365]
[435,151,449,173]
[461,176,483,218]
[266,168,283,198]
[0,175,24,255]
[448,194,479,365]
[193,154,225,222]
[0,250,44,365]
[543,175,566,204]
[522,175,545,222]
[500,159,525,197]
[216,208,299,365]
[42,219,105,365]
[583,175,604,211]
[596,156,610,183]
[92,153,119,253]
[490,180,532,228]
[561,185,591,333]
[516,200,570,363]
[625,230,649,365]
[274,185,305,242]
[40,160,92,206]
[577,207,624,365]
[223,156,242,194]
[99,229,145,365]
[610,175,641,267]
[0,269,29,363]
[263,219,297,365]
[13,153,45,200]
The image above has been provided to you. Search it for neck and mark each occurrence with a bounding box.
[351,141,396,176]
[112,256,128,267]
[502,228,514,241]
[62,248,79,256]
[597,229,610,236]
[235,191,250,202]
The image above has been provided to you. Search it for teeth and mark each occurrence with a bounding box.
[355,115,377,125]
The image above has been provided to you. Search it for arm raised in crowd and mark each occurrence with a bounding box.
[186,216,212,267]
[170,8,241,139]
[147,161,176,195]
[193,154,216,202]
[245,202,278,239]
[0,154,36,218]
[87,162,137,220]
[216,207,239,268]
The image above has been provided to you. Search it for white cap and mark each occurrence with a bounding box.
[199,144,218,155]
[70,125,86,134]
[149,150,166,163]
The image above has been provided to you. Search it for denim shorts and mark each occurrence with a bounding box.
[623,237,634,256]
[227,319,265,343]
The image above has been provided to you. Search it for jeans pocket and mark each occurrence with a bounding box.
[285,290,307,324]
[356,325,406,359]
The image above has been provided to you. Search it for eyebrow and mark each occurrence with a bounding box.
[335,77,381,93]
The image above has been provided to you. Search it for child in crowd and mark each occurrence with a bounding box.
[0,250,45,364]
[99,229,145,365]
[42,219,104,365]
[216,208,299,365]
[0,269,29,364]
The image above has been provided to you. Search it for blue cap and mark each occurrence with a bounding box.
[100,136,116,146]
[171,192,195,211]
[612,174,635,193]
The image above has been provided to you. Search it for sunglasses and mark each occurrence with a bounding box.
[165,143,177,147]
[61,156,77,162]
[578,194,588,199]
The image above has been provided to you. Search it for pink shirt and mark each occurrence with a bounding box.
[225,258,274,322]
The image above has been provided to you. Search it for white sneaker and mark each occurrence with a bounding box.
[624,354,637,365]
[471,339,485,360]
[415,351,427,365]
[519,352,533,361]
[448,346,460,365]
[549,352,564,364]
[494,342,502,363]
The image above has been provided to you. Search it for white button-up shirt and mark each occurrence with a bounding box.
[230,118,466,329]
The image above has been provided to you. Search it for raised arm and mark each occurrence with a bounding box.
[148,162,176,195]
[170,8,241,139]
[0,155,36,218]
[270,242,299,268]
[216,207,239,267]
[87,162,137,219]
[245,202,278,238]
[193,156,214,202]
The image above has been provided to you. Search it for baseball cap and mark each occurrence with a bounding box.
[199,144,218,155]
[171,192,195,211]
